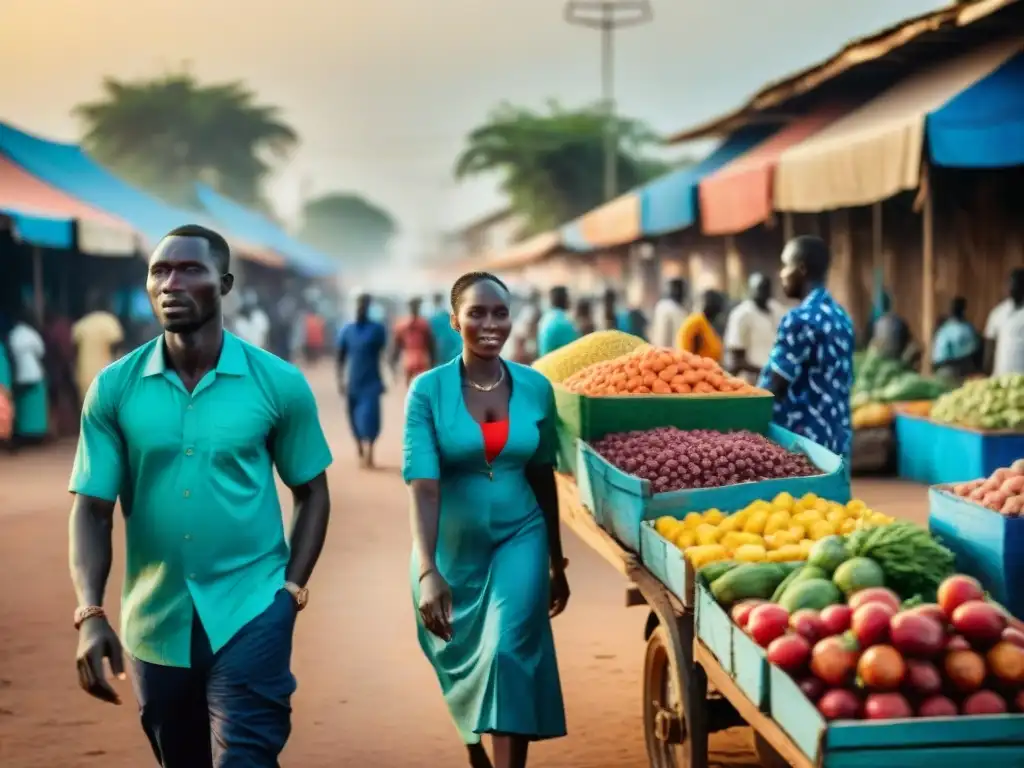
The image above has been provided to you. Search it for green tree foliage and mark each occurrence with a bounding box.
[74,71,297,209]
[454,101,669,234]
[297,192,398,262]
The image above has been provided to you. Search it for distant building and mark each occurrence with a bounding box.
[447,208,528,261]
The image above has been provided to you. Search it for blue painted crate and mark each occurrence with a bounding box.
[770,663,1024,767]
[638,521,689,603]
[928,487,1024,619]
[732,622,770,712]
[695,582,734,675]
[577,423,850,551]
[895,413,1024,485]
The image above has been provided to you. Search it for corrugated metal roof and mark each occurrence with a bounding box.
[665,0,1020,144]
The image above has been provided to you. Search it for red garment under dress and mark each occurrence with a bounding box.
[480,419,509,464]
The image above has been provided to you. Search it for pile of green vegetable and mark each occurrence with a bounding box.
[702,522,956,609]
[930,374,1024,431]
[851,351,953,409]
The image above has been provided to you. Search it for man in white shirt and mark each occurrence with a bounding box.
[984,269,1024,376]
[234,289,270,349]
[650,278,688,349]
[509,289,541,363]
[724,273,786,383]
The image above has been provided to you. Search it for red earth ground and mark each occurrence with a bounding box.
[0,363,930,767]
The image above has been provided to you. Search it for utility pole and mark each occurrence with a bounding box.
[564,1,653,203]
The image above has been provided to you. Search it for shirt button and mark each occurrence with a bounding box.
[189,573,197,580]
[187,404,194,410]
[183,534,191,541]
[183,489,191,498]
[185,448,194,457]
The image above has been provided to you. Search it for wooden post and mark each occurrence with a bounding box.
[783,212,794,242]
[921,166,935,375]
[32,246,44,322]
[871,202,883,274]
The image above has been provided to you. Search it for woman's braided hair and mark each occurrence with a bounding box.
[450,271,509,312]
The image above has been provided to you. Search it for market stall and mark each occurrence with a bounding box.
[532,334,1024,768]
[849,350,953,476]
[897,374,1024,485]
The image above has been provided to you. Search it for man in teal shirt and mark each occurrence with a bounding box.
[428,291,462,365]
[68,224,333,768]
[537,285,581,357]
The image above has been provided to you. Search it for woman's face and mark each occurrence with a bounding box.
[454,280,512,359]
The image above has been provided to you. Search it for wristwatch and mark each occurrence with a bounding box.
[283,581,309,611]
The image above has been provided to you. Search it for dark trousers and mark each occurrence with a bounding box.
[129,590,297,768]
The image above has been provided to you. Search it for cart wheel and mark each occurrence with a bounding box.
[643,626,690,767]
[752,733,790,768]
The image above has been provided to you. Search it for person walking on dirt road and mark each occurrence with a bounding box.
[405,271,570,768]
[67,224,333,768]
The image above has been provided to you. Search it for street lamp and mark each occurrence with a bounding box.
[564,0,653,203]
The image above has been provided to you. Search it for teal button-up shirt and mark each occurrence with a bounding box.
[69,331,333,667]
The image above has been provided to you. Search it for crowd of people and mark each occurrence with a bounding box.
[0,277,335,453]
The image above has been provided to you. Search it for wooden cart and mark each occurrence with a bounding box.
[557,473,811,768]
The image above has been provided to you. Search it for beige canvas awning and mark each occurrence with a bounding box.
[774,36,1023,212]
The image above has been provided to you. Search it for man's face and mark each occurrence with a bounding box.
[780,243,805,300]
[146,236,226,333]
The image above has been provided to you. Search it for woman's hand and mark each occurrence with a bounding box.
[549,564,570,618]
[418,570,453,642]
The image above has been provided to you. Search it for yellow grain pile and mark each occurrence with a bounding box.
[532,330,648,383]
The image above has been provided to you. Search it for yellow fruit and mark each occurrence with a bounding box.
[772,492,795,511]
[868,513,894,526]
[767,530,799,549]
[731,508,752,526]
[798,539,815,557]
[839,519,857,535]
[695,524,721,545]
[801,492,819,507]
[846,498,867,513]
[673,529,696,549]
[654,516,679,537]
[788,524,807,540]
[734,544,767,562]
[702,509,725,525]
[744,511,769,535]
[825,509,847,527]
[809,520,836,540]
[790,501,806,515]
[683,512,704,530]
[686,544,728,568]
[813,498,830,514]
[764,512,791,535]
[767,544,804,562]
[717,515,742,533]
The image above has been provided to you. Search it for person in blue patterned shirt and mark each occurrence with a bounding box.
[758,236,854,461]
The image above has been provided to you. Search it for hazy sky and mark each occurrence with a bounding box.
[2,0,942,257]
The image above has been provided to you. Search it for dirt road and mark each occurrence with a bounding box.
[0,363,929,767]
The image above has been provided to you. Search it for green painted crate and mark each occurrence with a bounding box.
[553,383,773,441]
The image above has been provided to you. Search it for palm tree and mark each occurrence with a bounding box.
[454,101,668,235]
[298,192,399,261]
[74,71,298,209]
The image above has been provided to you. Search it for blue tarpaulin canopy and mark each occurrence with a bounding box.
[194,184,337,278]
[928,50,1024,168]
[0,121,205,245]
[0,209,73,250]
[640,125,778,237]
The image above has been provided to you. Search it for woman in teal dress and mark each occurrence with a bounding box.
[404,272,570,768]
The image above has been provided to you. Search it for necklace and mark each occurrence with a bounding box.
[467,365,505,392]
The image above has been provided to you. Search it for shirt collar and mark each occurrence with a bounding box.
[801,286,828,309]
[142,331,249,378]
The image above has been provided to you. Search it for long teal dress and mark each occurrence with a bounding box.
[403,357,567,744]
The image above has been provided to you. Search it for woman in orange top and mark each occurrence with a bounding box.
[392,297,436,386]
[676,289,726,362]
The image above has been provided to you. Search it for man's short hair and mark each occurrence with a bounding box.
[162,224,231,274]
